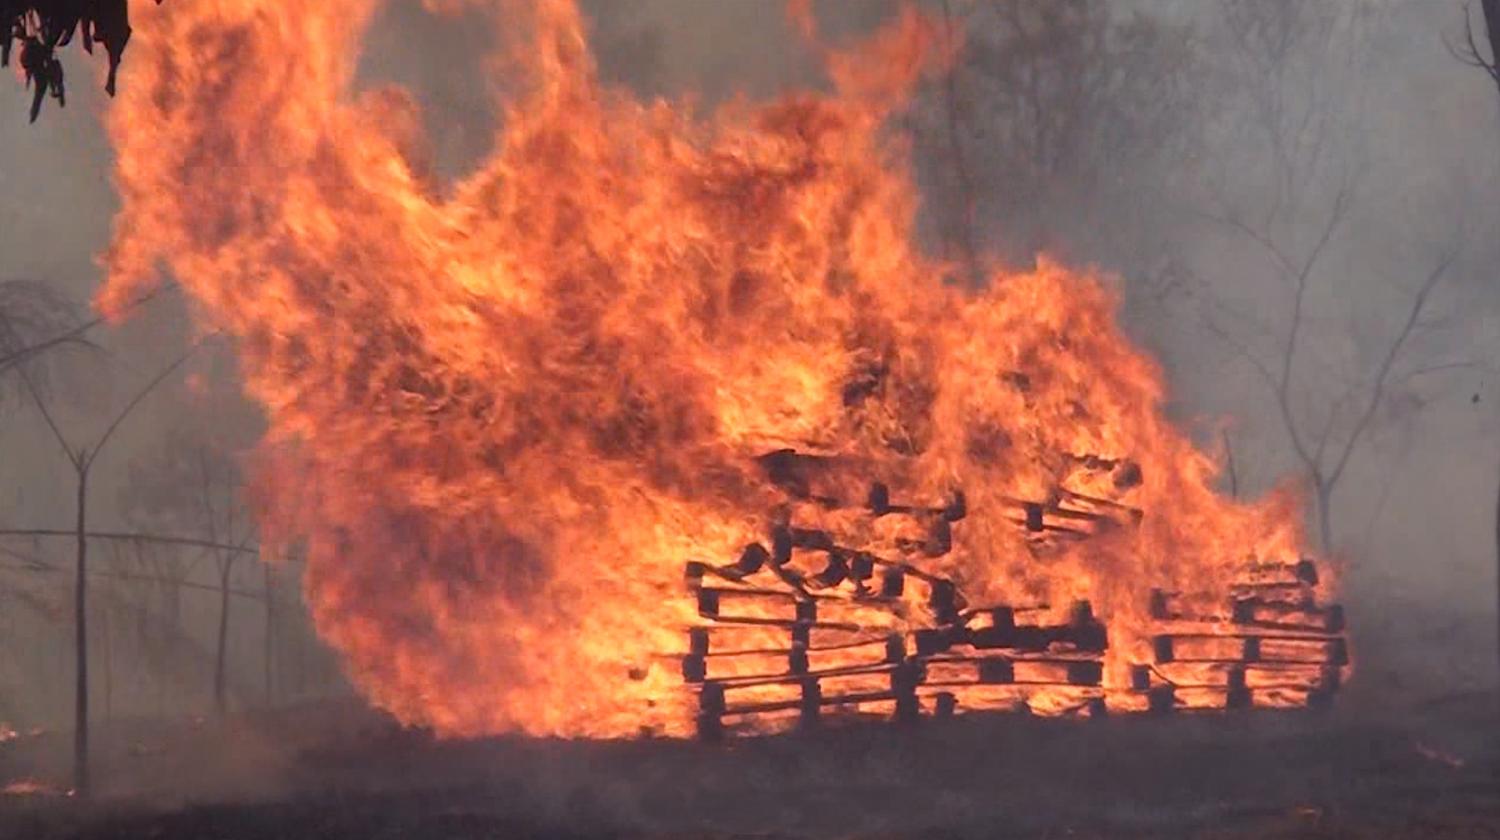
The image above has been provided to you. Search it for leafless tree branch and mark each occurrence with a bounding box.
[1325,243,1461,488]
[1446,3,1500,88]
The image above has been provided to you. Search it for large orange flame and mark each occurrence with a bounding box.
[99,0,1312,737]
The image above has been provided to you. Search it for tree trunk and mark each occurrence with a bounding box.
[294,606,306,699]
[214,557,234,716]
[1478,0,1499,718]
[938,0,981,287]
[101,602,112,723]
[1315,481,1334,555]
[158,575,181,717]
[263,564,274,707]
[72,464,89,798]
[1483,0,1500,96]
[1222,429,1239,498]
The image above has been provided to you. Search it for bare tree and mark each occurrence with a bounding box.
[0,285,169,381]
[0,280,91,398]
[1221,428,1239,499]
[0,325,195,797]
[1205,243,1461,552]
[1449,0,1500,97]
[0,533,271,722]
[197,450,252,716]
[917,0,1198,281]
[262,562,276,706]
[1446,0,1500,713]
[123,424,256,716]
[1188,1,1471,554]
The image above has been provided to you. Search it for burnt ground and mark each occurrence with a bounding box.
[0,685,1497,840]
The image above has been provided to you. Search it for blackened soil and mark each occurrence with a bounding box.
[2,693,1497,839]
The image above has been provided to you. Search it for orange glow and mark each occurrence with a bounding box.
[1,779,70,797]
[98,0,1336,737]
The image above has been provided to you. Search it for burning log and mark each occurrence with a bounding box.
[697,683,726,741]
[965,602,1107,654]
[929,579,959,624]
[683,546,775,586]
[914,627,955,656]
[880,567,905,598]
[1151,633,1341,665]
[885,633,905,662]
[1148,685,1177,715]
[683,638,898,684]
[866,483,967,522]
[1225,666,1252,710]
[799,678,821,726]
[808,551,849,589]
[978,659,1014,684]
[922,656,1103,687]
[679,458,1345,739]
[1129,665,1152,691]
[1231,597,1345,633]
[756,449,831,501]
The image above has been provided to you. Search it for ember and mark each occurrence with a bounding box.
[97,0,1340,739]
[1,779,71,797]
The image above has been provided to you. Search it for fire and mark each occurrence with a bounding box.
[98,0,1328,737]
[1,779,71,797]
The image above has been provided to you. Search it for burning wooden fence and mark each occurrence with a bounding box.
[681,451,1347,739]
